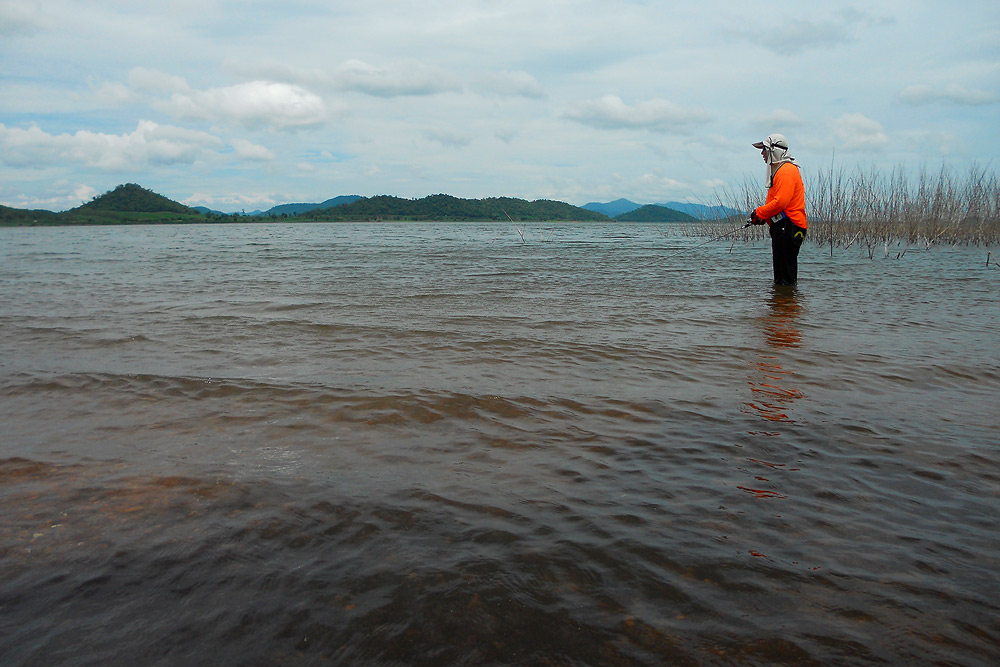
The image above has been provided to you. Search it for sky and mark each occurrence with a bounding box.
[1,0,998,212]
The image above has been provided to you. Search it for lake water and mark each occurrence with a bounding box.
[1,222,998,666]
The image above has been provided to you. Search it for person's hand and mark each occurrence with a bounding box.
[748,211,765,225]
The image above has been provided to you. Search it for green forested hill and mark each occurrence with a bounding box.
[56,183,206,224]
[2,185,611,225]
[297,194,608,221]
[613,204,697,222]
[1,204,60,225]
[0,184,204,225]
[74,183,194,213]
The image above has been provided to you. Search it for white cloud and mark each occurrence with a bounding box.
[0,0,50,36]
[639,171,689,192]
[475,71,545,98]
[231,138,275,161]
[830,113,888,151]
[93,81,137,106]
[118,69,338,131]
[898,129,964,156]
[564,95,710,133]
[71,183,97,203]
[0,120,224,169]
[752,109,805,130]
[226,58,469,99]
[765,18,854,54]
[425,129,472,148]
[494,128,518,143]
[336,59,461,97]
[1,183,97,211]
[897,84,998,106]
[752,9,893,55]
[184,191,276,210]
[128,67,191,95]
[162,81,329,131]
[224,60,334,90]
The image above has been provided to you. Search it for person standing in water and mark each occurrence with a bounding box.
[749,134,807,285]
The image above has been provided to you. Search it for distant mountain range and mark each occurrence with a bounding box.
[582,198,643,218]
[192,195,366,217]
[263,195,363,216]
[613,205,696,223]
[193,196,735,220]
[2,184,737,226]
[582,198,741,220]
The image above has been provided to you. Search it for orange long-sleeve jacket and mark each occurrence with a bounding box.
[755,163,807,229]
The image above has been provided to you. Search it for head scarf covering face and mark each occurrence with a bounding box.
[752,134,796,185]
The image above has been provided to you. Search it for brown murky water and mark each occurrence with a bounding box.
[2,223,998,665]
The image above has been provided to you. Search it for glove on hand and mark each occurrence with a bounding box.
[748,211,765,225]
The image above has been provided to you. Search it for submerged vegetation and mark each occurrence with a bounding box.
[809,164,1000,248]
[706,164,1000,253]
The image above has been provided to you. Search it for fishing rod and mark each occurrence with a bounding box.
[661,221,752,261]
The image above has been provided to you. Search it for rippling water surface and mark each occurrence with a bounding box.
[2,222,998,666]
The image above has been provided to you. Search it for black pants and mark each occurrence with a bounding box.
[769,218,806,285]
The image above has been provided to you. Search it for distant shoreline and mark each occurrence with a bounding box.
[0,217,641,228]
[1,185,699,227]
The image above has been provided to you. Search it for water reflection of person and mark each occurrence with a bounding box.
[745,285,804,424]
[763,285,802,350]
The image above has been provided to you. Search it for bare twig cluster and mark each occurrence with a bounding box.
[698,164,1000,256]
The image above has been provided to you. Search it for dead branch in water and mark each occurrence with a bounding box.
[702,163,1000,252]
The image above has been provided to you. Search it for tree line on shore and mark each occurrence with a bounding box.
[0,185,694,226]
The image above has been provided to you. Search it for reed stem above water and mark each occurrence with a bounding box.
[700,164,1000,250]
